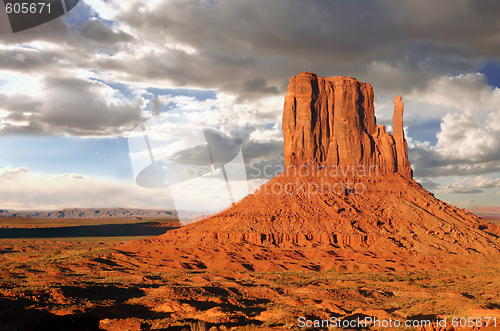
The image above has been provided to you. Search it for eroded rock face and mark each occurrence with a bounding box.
[119,72,500,273]
[282,72,412,178]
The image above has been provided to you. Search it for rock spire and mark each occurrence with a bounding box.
[282,71,412,178]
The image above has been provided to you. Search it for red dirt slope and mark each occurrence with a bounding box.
[119,72,500,273]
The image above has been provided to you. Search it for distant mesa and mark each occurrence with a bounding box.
[0,208,205,220]
[470,206,500,220]
[123,72,500,271]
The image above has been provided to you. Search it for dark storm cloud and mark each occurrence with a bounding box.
[0,93,42,113]
[4,112,28,122]
[0,77,143,136]
[415,178,441,190]
[98,0,500,95]
[202,125,284,173]
[242,143,285,180]
[443,187,484,194]
[430,175,500,194]
[38,77,143,135]
[221,78,280,103]
[416,175,500,195]
[0,5,133,73]
[3,0,500,93]
[414,177,484,195]
[3,0,499,109]
[409,146,500,178]
[0,121,48,135]
[0,48,61,72]
[76,19,134,45]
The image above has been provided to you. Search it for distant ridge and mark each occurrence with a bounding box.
[0,208,205,220]
[470,206,500,220]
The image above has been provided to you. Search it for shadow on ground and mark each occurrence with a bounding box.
[0,222,178,239]
[0,285,172,331]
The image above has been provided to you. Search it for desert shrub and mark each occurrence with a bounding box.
[380,276,392,282]
[190,320,207,331]
[405,273,413,285]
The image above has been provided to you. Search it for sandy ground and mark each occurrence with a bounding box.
[0,219,499,330]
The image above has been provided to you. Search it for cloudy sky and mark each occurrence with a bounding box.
[1,0,500,211]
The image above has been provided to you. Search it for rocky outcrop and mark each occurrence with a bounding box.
[120,72,500,273]
[282,72,412,178]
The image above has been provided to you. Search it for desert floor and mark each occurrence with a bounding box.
[0,219,499,331]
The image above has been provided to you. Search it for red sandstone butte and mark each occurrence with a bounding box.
[283,72,411,177]
[120,72,500,272]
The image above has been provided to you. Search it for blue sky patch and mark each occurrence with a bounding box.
[146,88,217,101]
[479,60,500,89]
[63,0,97,27]
[0,136,134,182]
[406,119,441,145]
